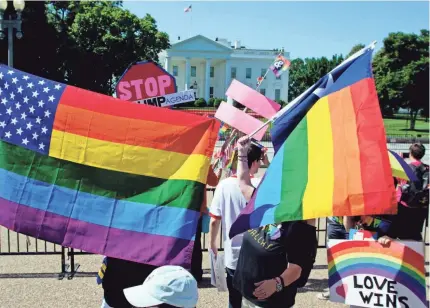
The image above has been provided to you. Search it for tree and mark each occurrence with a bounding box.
[288,55,344,101]
[46,1,170,95]
[373,30,429,129]
[0,1,62,80]
[347,44,365,58]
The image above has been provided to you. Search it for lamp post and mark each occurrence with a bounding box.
[0,0,25,67]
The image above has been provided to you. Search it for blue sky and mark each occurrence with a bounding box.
[123,1,429,59]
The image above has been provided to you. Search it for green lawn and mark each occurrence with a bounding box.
[383,118,429,137]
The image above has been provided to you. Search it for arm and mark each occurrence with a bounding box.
[343,216,355,232]
[253,263,302,300]
[262,147,270,166]
[209,217,221,256]
[253,223,316,300]
[237,136,254,201]
[208,183,223,256]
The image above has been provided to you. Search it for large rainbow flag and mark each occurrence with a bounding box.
[230,45,397,237]
[0,65,219,268]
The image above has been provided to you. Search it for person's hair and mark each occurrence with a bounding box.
[409,143,425,160]
[247,144,262,168]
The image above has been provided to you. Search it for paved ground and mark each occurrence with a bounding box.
[0,248,346,308]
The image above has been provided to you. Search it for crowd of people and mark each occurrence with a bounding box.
[97,139,428,308]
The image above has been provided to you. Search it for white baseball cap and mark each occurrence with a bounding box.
[123,265,198,308]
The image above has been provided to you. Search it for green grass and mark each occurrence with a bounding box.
[383,118,429,137]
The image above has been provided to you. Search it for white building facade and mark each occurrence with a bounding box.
[159,35,289,103]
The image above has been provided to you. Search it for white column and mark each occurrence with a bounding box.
[204,58,211,102]
[225,59,233,104]
[185,57,191,90]
[225,59,230,92]
[164,56,171,72]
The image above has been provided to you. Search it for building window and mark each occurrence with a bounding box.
[191,66,196,77]
[276,75,282,80]
[275,89,281,100]
[173,66,178,77]
[260,68,266,77]
[210,67,214,78]
[246,68,252,79]
[231,67,237,79]
[260,89,266,95]
[210,87,214,98]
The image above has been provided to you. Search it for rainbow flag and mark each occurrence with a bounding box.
[0,65,219,268]
[327,240,427,307]
[388,150,418,181]
[269,55,290,78]
[218,123,228,136]
[230,44,397,238]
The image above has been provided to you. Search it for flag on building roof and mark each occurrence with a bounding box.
[230,44,397,238]
[184,5,192,12]
[0,64,219,268]
[269,55,290,78]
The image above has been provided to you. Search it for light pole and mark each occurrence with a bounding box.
[0,0,25,67]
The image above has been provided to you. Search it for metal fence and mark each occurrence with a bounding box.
[0,189,428,279]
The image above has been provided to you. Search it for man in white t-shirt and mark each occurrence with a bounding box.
[209,144,267,308]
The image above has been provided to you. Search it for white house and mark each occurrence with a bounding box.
[158,35,289,103]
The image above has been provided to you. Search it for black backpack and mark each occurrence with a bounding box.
[400,163,429,208]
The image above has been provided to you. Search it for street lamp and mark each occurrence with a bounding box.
[0,0,25,67]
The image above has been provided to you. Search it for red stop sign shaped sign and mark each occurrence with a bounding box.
[116,60,177,102]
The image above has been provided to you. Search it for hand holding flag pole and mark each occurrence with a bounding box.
[247,41,377,140]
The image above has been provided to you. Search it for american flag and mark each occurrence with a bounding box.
[0,65,66,155]
[184,4,192,12]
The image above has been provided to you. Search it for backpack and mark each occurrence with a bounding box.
[400,163,429,208]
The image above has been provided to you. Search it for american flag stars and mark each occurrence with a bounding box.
[0,65,66,154]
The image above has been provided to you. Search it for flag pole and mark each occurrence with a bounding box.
[248,41,377,139]
[256,50,283,91]
[189,8,192,38]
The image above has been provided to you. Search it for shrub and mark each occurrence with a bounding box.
[214,98,223,108]
[275,99,286,107]
[208,97,216,107]
[194,98,207,107]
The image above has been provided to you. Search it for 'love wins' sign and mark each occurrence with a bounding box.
[327,240,427,308]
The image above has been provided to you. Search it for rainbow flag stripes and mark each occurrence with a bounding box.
[230,46,397,238]
[269,55,290,77]
[327,240,427,307]
[0,65,219,268]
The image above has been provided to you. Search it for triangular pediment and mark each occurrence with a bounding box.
[170,35,232,53]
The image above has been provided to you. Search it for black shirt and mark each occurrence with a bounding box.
[233,221,317,307]
[102,257,157,307]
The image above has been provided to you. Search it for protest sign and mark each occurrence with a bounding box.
[116,60,177,102]
[215,102,267,141]
[215,80,280,140]
[327,240,427,308]
[136,90,195,107]
[226,79,281,119]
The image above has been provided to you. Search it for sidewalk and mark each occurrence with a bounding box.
[0,249,346,308]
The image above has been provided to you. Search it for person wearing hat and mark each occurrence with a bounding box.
[123,265,198,308]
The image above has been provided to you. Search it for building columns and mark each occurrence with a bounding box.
[164,56,171,72]
[225,59,233,104]
[204,58,211,102]
[185,57,191,90]
[225,59,230,93]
